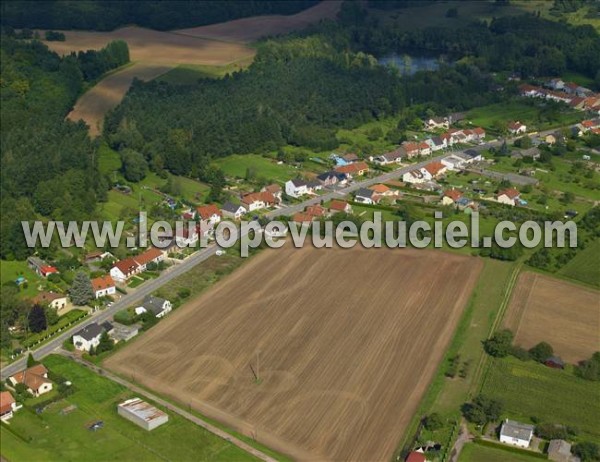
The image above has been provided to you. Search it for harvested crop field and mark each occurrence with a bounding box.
[175,0,342,43]
[503,272,600,363]
[106,246,482,461]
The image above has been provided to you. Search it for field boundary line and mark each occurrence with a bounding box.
[471,262,522,397]
[58,351,277,462]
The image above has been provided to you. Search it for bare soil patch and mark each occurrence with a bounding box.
[503,272,600,363]
[175,0,342,43]
[106,246,482,461]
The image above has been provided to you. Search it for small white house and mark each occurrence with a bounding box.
[496,188,521,206]
[141,296,172,318]
[72,323,104,352]
[508,121,527,135]
[500,419,534,449]
[9,364,53,397]
[403,170,427,184]
[285,179,308,198]
[221,202,246,220]
[91,275,116,299]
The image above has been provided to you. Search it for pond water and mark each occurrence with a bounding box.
[379,53,446,75]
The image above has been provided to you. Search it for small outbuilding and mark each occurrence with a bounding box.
[118,398,168,431]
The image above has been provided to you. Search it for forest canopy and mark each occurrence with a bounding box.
[0,0,319,31]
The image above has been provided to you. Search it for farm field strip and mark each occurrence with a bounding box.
[503,272,600,364]
[106,246,482,461]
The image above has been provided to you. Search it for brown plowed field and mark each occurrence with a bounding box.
[503,272,600,363]
[106,246,482,461]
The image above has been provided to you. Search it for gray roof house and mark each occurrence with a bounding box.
[72,323,105,352]
[499,419,535,448]
[548,439,579,462]
[141,295,172,318]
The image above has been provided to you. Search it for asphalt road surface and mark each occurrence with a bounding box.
[0,129,561,378]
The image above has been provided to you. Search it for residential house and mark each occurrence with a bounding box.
[499,419,534,448]
[402,142,421,158]
[72,323,105,351]
[544,134,557,145]
[441,155,465,171]
[317,171,347,187]
[335,161,369,177]
[405,451,427,462]
[431,136,447,151]
[31,291,67,312]
[369,184,393,196]
[354,188,379,205]
[329,200,352,214]
[110,257,141,283]
[141,295,172,318]
[421,161,447,180]
[463,149,483,162]
[441,189,463,206]
[27,256,59,278]
[175,226,199,247]
[0,391,19,421]
[196,204,222,226]
[571,123,586,137]
[109,322,140,343]
[342,153,359,163]
[508,121,527,135]
[241,191,275,211]
[472,127,486,140]
[449,112,466,124]
[496,188,521,206]
[262,184,283,202]
[547,439,575,462]
[221,202,246,220]
[546,78,565,91]
[9,364,53,397]
[305,204,327,218]
[520,83,543,96]
[374,147,405,165]
[285,179,309,198]
[419,141,432,156]
[133,247,165,271]
[306,180,322,192]
[424,116,449,130]
[291,212,315,223]
[91,274,116,299]
[402,170,427,184]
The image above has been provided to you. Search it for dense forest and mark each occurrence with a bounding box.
[104,34,498,178]
[0,36,129,259]
[0,0,319,31]
[314,2,600,81]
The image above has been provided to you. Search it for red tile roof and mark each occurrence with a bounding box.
[0,391,15,415]
[473,127,485,135]
[134,247,163,266]
[292,212,314,223]
[444,189,463,202]
[113,257,139,276]
[305,204,326,217]
[196,204,221,220]
[406,452,426,462]
[241,191,275,205]
[334,161,369,175]
[91,274,115,292]
[498,188,520,199]
[424,161,445,176]
[10,365,50,392]
[369,184,389,193]
[329,200,349,212]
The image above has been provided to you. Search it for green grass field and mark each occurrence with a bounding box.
[98,143,121,176]
[0,355,257,462]
[213,154,299,182]
[0,260,42,297]
[559,238,600,288]
[459,441,544,462]
[481,357,600,440]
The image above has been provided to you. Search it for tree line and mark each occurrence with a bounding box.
[0,36,130,259]
[0,1,319,31]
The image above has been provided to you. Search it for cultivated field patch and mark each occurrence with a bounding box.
[106,246,482,461]
[503,272,600,363]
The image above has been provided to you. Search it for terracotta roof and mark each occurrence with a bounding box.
[134,247,163,266]
[444,189,463,202]
[424,161,445,176]
[329,200,349,211]
[31,291,65,305]
[343,153,359,161]
[291,212,314,223]
[508,121,524,130]
[403,142,420,152]
[10,365,50,392]
[473,127,485,135]
[263,184,282,194]
[91,274,115,292]
[196,204,221,220]
[582,120,596,128]
[498,188,520,199]
[334,161,369,175]
[241,191,275,205]
[305,204,326,217]
[113,257,139,276]
[406,452,426,462]
[369,184,389,194]
[0,391,15,415]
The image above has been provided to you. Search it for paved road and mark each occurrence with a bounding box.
[60,351,278,462]
[0,128,564,379]
[0,154,447,379]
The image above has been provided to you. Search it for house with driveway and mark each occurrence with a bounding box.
[72,322,105,352]
[139,295,172,318]
[91,274,116,299]
[285,179,309,198]
[9,364,53,397]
